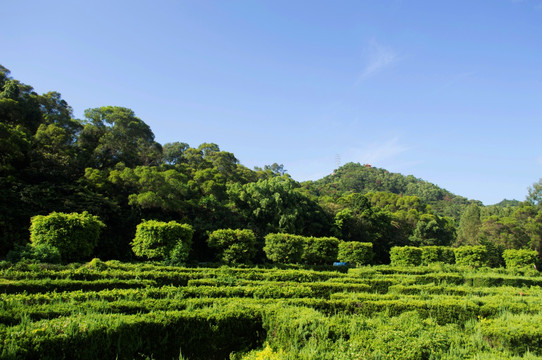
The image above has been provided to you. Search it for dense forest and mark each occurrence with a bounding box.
[1,64,542,264]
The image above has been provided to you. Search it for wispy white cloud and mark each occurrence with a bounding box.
[356,39,398,84]
[344,137,409,165]
[285,137,420,182]
[507,0,542,10]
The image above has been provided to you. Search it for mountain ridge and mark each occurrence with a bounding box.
[301,162,486,219]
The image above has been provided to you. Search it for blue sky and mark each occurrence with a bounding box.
[3,0,542,204]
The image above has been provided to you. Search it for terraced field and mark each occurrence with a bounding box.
[1,260,542,359]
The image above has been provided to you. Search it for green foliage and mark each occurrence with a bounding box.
[420,246,455,265]
[5,66,542,273]
[304,162,471,219]
[79,106,162,168]
[454,246,489,268]
[302,237,340,265]
[526,178,542,207]
[409,213,455,247]
[390,246,423,266]
[0,306,264,360]
[131,220,193,262]
[228,176,331,237]
[30,211,104,262]
[456,203,482,246]
[207,229,257,265]
[337,242,374,266]
[4,261,542,358]
[502,249,539,269]
[480,239,505,268]
[6,243,62,264]
[333,193,399,264]
[162,141,189,165]
[481,313,542,356]
[263,233,305,264]
[264,305,328,353]
[263,234,340,265]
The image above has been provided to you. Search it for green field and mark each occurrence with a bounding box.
[1,260,542,359]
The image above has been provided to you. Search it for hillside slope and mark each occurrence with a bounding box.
[302,162,475,219]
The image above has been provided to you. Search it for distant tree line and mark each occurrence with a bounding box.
[1,64,541,264]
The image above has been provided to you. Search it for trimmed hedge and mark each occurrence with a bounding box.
[337,242,374,266]
[207,229,257,265]
[420,246,455,265]
[6,243,61,264]
[131,220,193,262]
[302,237,340,265]
[263,234,306,264]
[390,246,422,266]
[4,261,542,358]
[481,313,542,356]
[502,249,538,269]
[30,212,105,263]
[454,246,489,268]
[0,306,265,360]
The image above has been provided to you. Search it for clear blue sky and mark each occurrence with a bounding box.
[3,1,542,205]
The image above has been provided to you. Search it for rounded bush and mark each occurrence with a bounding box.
[302,237,340,265]
[207,229,257,265]
[454,246,489,268]
[390,246,422,266]
[30,211,105,262]
[502,249,539,269]
[264,233,305,264]
[132,220,193,262]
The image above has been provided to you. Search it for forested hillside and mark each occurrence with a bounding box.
[302,162,473,219]
[1,65,542,264]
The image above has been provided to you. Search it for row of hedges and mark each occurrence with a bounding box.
[4,295,539,359]
[4,260,542,358]
[0,305,265,360]
[17,211,376,266]
[15,211,542,269]
[263,233,374,266]
[14,213,195,265]
[390,246,538,269]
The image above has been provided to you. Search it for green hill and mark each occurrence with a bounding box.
[302,162,474,219]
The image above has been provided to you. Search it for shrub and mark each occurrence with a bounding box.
[30,211,105,262]
[131,220,193,262]
[454,246,489,268]
[302,237,340,265]
[338,242,374,266]
[6,243,62,264]
[502,249,539,269]
[207,229,257,265]
[481,239,505,268]
[420,246,455,265]
[390,246,422,266]
[264,233,305,264]
[481,313,542,356]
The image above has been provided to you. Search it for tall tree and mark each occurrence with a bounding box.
[527,179,542,207]
[162,142,189,165]
[228,176,330,237]
[409,213,455,246]
[455,204,482,246]
[78,106,162,169]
